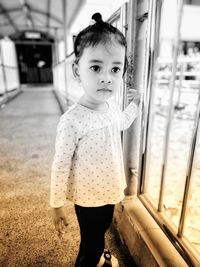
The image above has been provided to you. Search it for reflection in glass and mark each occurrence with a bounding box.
[143,0,200,254]
[184,128,200,254]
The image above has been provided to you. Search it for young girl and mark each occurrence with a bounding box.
[50,13,140,267]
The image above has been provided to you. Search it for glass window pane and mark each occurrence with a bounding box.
[144,0,179,208]
[143,0,200,254]
[184,122,200,254]
[145,82,167,206]
[163,100,195,226]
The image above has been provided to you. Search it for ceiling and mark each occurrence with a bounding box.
[0,0,86,41]
[70,0,128,34]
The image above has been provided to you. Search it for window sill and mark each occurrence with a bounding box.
[113,196,188,267]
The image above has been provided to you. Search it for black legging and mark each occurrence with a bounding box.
[74,204,115,267]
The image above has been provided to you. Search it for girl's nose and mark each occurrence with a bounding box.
[99,79,112,84]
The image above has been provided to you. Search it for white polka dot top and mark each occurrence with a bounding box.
[50,100,138,208]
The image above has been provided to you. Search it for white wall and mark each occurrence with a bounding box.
[0,39,19,93]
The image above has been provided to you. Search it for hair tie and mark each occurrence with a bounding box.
[89,19,96,26]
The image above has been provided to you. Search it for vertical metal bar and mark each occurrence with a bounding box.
[158,0,183,212]
[120,3,128,148]
[63,0,68,104]
[178,90,200,237]
[139,0,162,194]
[53,28,59,87]
[46,0,51,35]
[123,0,138,195]
[125,0,137,105]
[54,28,59,65]
[14,43,21,90]
[120,2,128,112]
[175,62,184,108]
[122,2,128,110]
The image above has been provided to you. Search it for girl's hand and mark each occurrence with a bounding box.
[127,88,141,106]
[52,206,68,236]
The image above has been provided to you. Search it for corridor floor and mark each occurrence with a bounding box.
[0,86,135,267]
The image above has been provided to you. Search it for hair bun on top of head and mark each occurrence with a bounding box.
[92,13,102,22]
[89,12,103,25]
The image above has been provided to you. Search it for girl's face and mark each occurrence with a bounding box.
[73,42,125,107]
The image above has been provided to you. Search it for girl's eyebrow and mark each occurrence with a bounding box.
[89,59,123,65]
[89,59,103,64]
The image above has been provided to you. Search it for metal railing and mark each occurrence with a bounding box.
[139,0,200,265]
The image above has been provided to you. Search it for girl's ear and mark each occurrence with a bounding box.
[72,62,81,81]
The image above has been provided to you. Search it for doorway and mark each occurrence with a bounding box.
[16,43,53,84]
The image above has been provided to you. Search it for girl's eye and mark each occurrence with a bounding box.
[112,67,121,73]
[90,66,100,72]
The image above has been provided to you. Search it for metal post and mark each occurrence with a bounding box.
[63,0,68,105]
[178,89,200,237]
[126,0,137,93]
[139,0,162,194]
[175,62,184,108]
[54,28,59,65]
[123,0,138,195]
[53,28,59,87]
[158,0,183,212]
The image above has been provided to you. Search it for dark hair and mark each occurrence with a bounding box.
[73,13,127,75]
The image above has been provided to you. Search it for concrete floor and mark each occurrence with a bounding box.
[0,86,136,267]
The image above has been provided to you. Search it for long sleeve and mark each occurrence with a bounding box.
[50,115,78,208]
[119,101,138,130]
